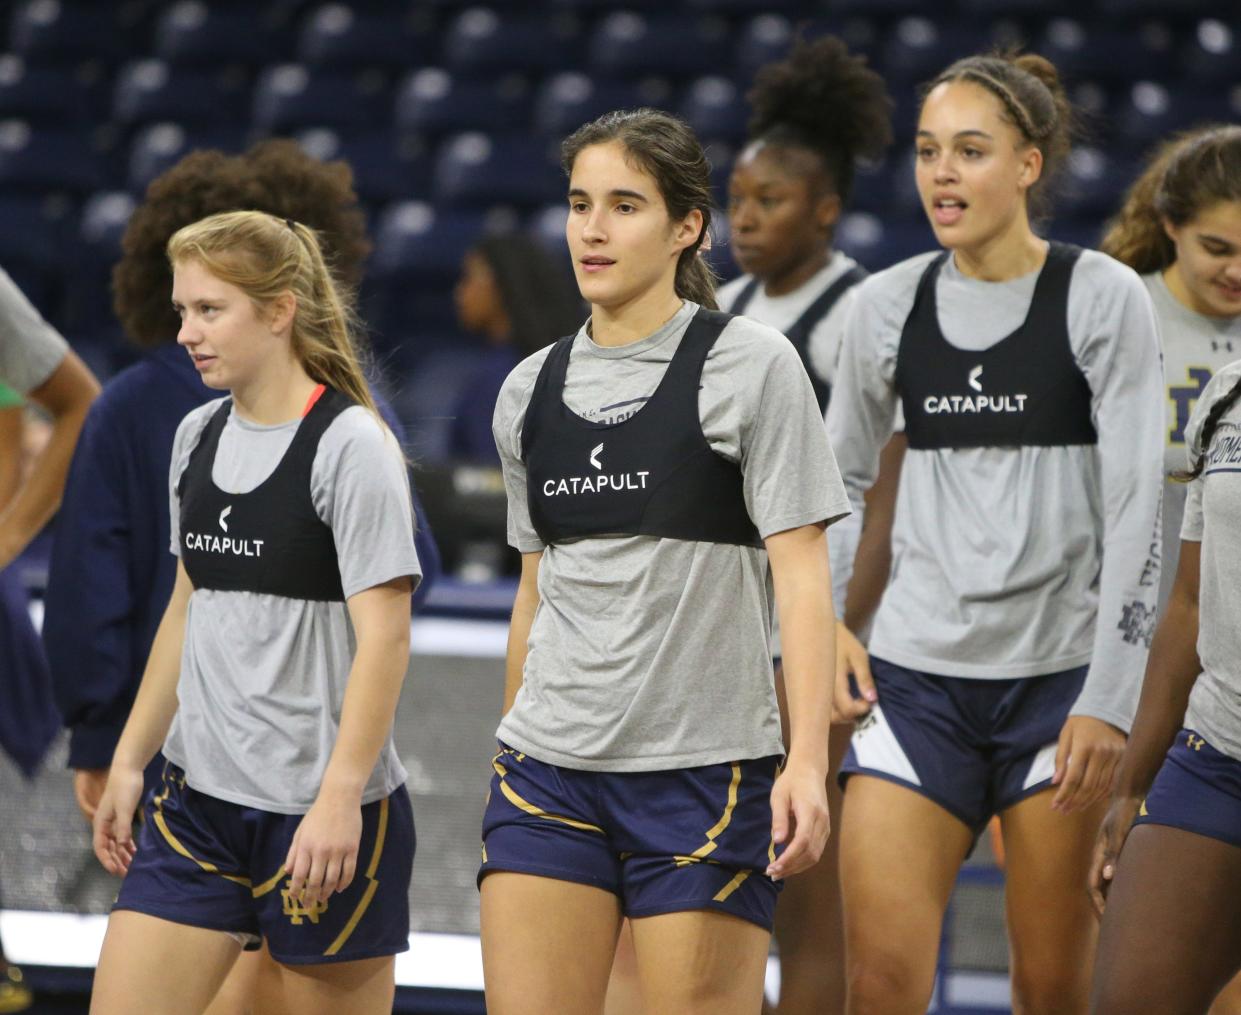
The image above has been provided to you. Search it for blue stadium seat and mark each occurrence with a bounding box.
[372,201,487,281]
[532,73,670,138]
[678,76,747,145]
[61,190,135,337]
[394,68,532,137]
[683,0,801,12]
[155,1,286,68]
[1111,82,1231,159]
[587,13,731,79]
[1036,20,1176,84]
[9,0,129,64]
[297,4,426,70]
[0,53,97,123]
[851,160,922,220]
[734,15,793,82]
[527,203,568,255]
[0,193,65,312]
[835,212,929,271]
[0,120,103,194]
[296,128,432,204]
[1095,0,1211,17]
[1180,18,1239,80]
[879,17,988,86]
[433,132,562,209]
[251,63,388,132]
[441,7,580,74]
[821,0,936,18]
[1058,146,1137,219]
[126,122,246,195]
[545,0,666,12]
[113,60,248,129]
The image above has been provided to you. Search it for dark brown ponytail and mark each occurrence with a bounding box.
[1176,376,1241,482]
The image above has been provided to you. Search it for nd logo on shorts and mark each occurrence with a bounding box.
[280,881,330,926]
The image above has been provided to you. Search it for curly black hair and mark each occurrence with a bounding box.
[114,138,370,348]
[746,34,893,204]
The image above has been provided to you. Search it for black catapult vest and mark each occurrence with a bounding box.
[177,388,351,600]
[730,264,867,413]
[895,242,1098,450]
[521,308,762,548]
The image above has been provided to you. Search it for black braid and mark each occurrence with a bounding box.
[1175,375,1241,481]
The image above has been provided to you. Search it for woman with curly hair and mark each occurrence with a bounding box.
[41,139,438,1014]
[715,36,895,1014]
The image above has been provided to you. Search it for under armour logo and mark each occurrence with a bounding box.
[1187,734,1205,752]
[281,882,329,925]
[590,443,603,470]
[968,365,983,392]
[218,505,231,532]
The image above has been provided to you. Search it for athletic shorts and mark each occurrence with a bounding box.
[840,657,1087,836]
[479,745,783,931]
[114,762,414,965]
[1133,729,1241,849]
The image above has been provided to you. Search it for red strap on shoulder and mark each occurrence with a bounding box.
[301,383,327,418]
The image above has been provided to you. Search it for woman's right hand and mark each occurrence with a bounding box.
[832,621,876,723]
[92,764,146,877]
[1088,794,1143,918]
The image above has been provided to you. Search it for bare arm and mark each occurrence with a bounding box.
[93,560,194,875]
[765,522,835,879]
[843,433,905,632]
[284,575,413,906]
[0,350,99,566]
[503,551,543,716]
[1090,540,1201,912]
[0,406,22,512]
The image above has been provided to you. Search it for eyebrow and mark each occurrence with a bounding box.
[567,187,650,202]
[916,130,995,141]
[1198,233,1236,246]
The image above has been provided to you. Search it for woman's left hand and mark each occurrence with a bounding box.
[766,759,830,880]
[1051,716,1127,814]
[284,790,363,908]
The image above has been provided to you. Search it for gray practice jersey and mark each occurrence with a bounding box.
[1145,271,1241,613]
[493,301,850,772]
[717,251,861,390]
[827,248,1164,732]
[165,400,421,814]
[0,266,68,393]
[1182,360,1241,761]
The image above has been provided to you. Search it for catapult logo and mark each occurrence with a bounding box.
[923,365,1028,415]
[183,503,265,557]
[541,442,651,497]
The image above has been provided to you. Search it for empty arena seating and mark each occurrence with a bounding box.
[0,0,1230,415]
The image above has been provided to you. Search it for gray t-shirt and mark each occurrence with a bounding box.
[827,248,1165,732]
[1181,360,1241,761]
[0,266,68,393]
[717,251,861,390]
[1144,271,1241,614]
[493,301,850,772]
[164,399,421,814]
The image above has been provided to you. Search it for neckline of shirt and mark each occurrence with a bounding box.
[578,301,699,360]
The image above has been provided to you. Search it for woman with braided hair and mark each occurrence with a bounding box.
[826,51,1164,1013]
[717,34,897,1015]
[1088,127,1241,1015]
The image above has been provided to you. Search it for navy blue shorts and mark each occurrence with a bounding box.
[479,746,783,931]
[114,763,414,965]
[840,657,1086,836]
[1134,729,1241,849]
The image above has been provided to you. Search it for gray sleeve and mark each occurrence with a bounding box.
[823,262,920,610]
[0,266,69,394]
[703,319,850,539]
[168,402,223,556]
[312,408,422,599]
[493,350,551,553]
[1066,254,1167,731]
[1181,480,1204,542]
[1179,361,1241,541]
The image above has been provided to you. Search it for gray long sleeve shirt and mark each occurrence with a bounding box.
[826,247,1164,732]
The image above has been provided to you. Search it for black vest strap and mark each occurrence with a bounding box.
[178,389,351,600]
[729,266,867,412]
[521,308,761,547]
[895,243,1097,450]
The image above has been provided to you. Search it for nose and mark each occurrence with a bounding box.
[933,153,959,184]
[1223,258,1241,284]
[176,317,199,348]
[580,206,607,244]
[730,198,756,233]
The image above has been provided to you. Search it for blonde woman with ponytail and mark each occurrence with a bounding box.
[88,210,422,1015]
[825,52,1165,1013]
[479,109,849,1014]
